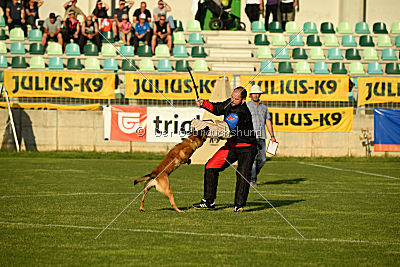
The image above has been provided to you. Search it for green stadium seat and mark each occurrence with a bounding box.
[174,20,184,31]
[67,58,82,70]
[65,43,80,55]
[47,42,62,55]
[0,71,3,82]
[121,59,136,71]
[331,62,347,74]
[155,44,170,58]
[341,35,357,47]
[172,45,188,58]
[390,22,400,34]
[349,62,365,75]
[345,48,361,60]
[28,29,42,41]
[395,36,400,47]
[191,46,206,58]
[323,34,339,47]
[10,42,25,54]
[260,61,275,73]
[355,22,370,34]
[292,47,308,59]
[103,58,119,71]
[310,47,325,60]
[257,47,272,59]
[157,59,172,72]
[327,48,343,60]
[173,32,186,45]
[175,60,190,72]
[189,33,204,45]
[381,48,397,60]
[11,56,27,68]
[48,57,64,69]
[377,35,392,47]
[119,45,134,57]
[29,56,45,69]
[278,62,293,73]
[303,21,318,33]
[306,35,321,46]
[83,43,99,56]
[337,22,352,34]
[373,22,388,34]
[137,45,152,57]
[193,59,208,72]
[367,62,383,75]
[268,21,283,33]
[285,21,300,33]
[385,63,400,74]
[0,41,7,54]
[288,34,304,46]
[0,29,6,40]
[271,34,286,46]
[295,61,311,74]
[275,47,289,59]
[101,43,117,56]
[320,22,335,33]
[0,16,5,27]
[101,31,114,43]
[363,48,379,61]
[251,21,266,33]
[254,34,269,45]
[313,61,330,74]
[139,59,155,71]
[9,28,24,41]
[186,20,201,32]
[359,35,374,47]
[0,56,8,68]
[84,58,100,70]
[29,43,44,55]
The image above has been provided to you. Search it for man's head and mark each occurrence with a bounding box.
[49,13,56,23]
[122,14,129,21]
[119,0,126,7]
[158,0,165,8]
[230,87,247,107]
[140,1,147,10]
[96,0,103,8]
[249,85,263,102]
[12,0,18,5]
[139,13,146,22]
[86,15,93,23]
[159,14,166,25]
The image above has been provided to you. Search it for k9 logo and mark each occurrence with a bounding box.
[118,112,141,134]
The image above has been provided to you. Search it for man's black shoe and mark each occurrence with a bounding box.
[192,199,215,209]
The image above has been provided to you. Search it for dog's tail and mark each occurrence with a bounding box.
[134,173,152,185]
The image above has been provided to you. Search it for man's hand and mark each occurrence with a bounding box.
[7,18,12,23]
[196,98,204,107]
[88,33,93,39]
[271,136,276,143]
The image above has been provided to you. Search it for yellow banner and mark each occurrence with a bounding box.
[358,77,400,106]
[269,107,353,132]
[125,73,233,100]
[241,75,349,101]
[4,70,115,99]
[0,102,100,110]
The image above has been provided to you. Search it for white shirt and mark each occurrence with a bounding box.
[247,0,261,4]
[281,0,294,3]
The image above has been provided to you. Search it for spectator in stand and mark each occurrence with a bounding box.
[0,0,7,21]
[151,14,171,55]
[41,12,62,47]
[6,0,28,35]
[64,0,86,21]
[264,0,278,31]
[133,13,151,54]
[133,1,151,24]
[25,0,43,29]
[92,0,109,19]
[79,15,101,52]
[153,0,175,31]
[280,0,297,31]
[118,14,132,45]
[245,0,263,23]
[63,10,80,47]
[112,0,135,41]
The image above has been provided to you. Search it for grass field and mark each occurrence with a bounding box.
[0,152,399,266]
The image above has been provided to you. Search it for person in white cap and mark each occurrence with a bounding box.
[246,84,276,187]
[133,13,151,54]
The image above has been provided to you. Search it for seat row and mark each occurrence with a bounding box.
[251,21,400,34]
[256,47,399,61]
[259,61,400,75]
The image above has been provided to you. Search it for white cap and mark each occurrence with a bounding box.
[139,13,146,19]
[249,85,263,94]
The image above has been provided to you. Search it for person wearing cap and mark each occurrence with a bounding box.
[133,13,151,54]
[6,0,28,35]
[133,1,151,24]
[63,10,80,47]
[41,12,63,47]
[119,13,132,45]
[64,0,86,20]
[92,0,110,19]
[246,84,276,187]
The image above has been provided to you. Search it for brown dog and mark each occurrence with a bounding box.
[134,129,208,212]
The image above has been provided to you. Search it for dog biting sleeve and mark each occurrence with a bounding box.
[201,100,213,112]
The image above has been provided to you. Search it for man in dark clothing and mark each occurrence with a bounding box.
[6,0,27,35]
[193,87,257,212]
[264,0,278,31]
[132,1,151,23]
[151,14,171,54]
[79,15,101,52]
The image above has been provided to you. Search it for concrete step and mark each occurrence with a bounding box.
[211,63,255,73]
[205,35,249,45]
[209,48,252,58]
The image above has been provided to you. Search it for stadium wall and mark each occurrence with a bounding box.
[0,110,395,157]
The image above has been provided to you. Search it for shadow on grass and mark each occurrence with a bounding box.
[258,178,306,185]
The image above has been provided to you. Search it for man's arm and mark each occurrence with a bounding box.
[266,119,276,142]
[163,1,171,12]
[127,0,135,8]
[37,0,44,8]
[196,98,228,116]
[64,0,71,9]
[94,21,99,35]
[103,1,110,10]
[81,22,87,37]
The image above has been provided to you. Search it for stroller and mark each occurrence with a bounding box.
[204,0,246,30]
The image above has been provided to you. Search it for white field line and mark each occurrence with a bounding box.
[298,162,400,180]
[0,221,399,246]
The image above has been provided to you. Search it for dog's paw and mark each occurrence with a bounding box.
[140,208,145,212]
[186,159,191,165]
